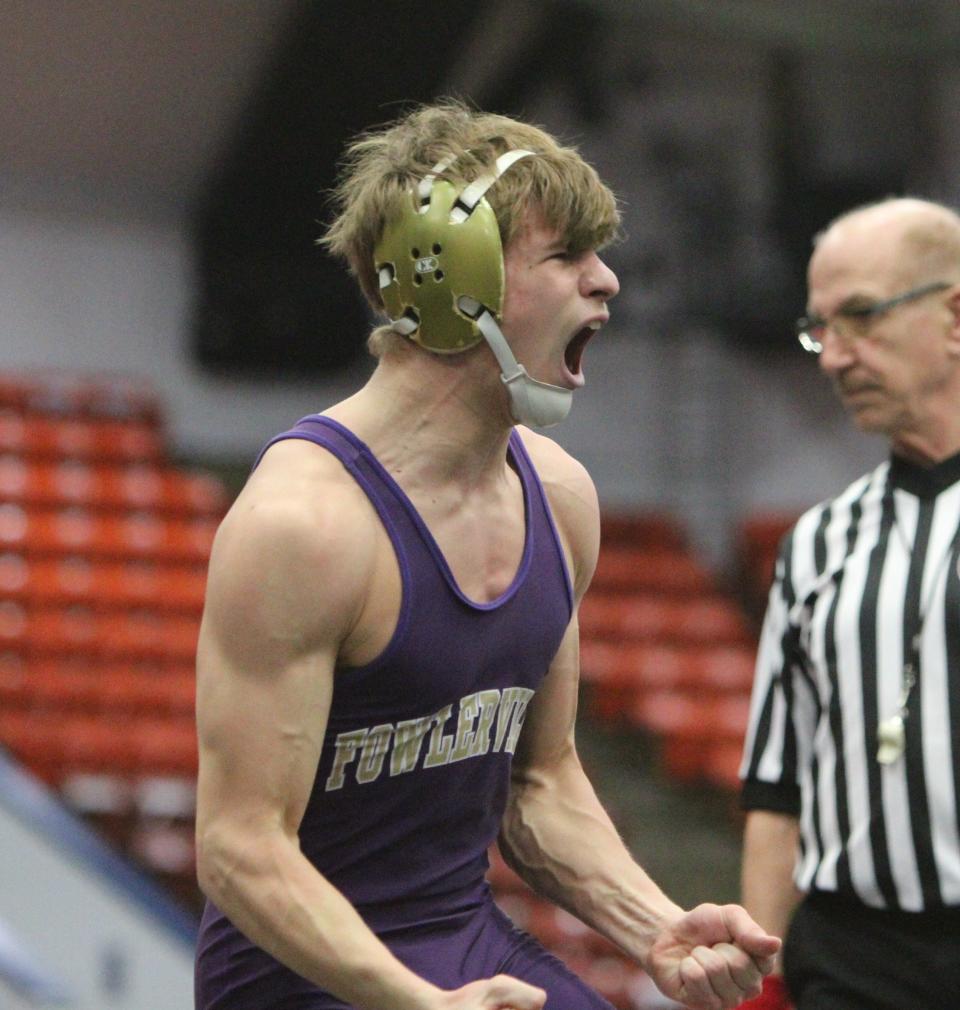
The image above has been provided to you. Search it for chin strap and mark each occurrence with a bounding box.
[459,296,573,429]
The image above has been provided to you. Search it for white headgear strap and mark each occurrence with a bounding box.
[459,296,573,428]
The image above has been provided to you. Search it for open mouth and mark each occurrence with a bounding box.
[564,322,602,376]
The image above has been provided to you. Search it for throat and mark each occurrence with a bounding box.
[414,470,527,605]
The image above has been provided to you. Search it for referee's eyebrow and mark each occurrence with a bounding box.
[806,291,880,318]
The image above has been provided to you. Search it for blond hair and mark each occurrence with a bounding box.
[320,99,621,355]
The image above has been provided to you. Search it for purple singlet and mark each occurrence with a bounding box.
[195,416,586,1010]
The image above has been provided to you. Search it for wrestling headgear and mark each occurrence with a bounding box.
[374,149,574,428]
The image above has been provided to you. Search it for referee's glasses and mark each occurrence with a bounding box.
[796,281,952,354]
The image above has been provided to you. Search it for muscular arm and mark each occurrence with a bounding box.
[499,615,684,954]
[195,445,542,1010]
[499,432,780,1010]
[741,811,802,968]
[500,620,777,1009]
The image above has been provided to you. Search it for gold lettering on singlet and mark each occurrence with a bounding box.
[503,689,533,754]
[422,704,455,768]
[324,687,535,789]
[466,689,503,759]
[325,728,368,791]
[449,692,483,763]
[390,715,433,776]
[493,687,534,753]
[356,723,394,784]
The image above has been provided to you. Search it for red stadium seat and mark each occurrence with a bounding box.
[591,547,713,595]
[99,667,196,716]
[0,709,68,783]
[0,372,214,906]
[0,507,217,564]
[133,718,199,776]
[0,371,162,425]
[0,459,227,515]
[600,511,686,550]
[61,715,140,774]
[737,512,801,616]
[628,693,752,782]
[0,555,206,612]
[579,593,752,647]
[114,512,219,563]
[1,605,199,662]
[0,655,195,714]
[580,641,756,721]
[0,413,164,463]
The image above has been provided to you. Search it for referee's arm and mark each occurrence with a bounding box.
[739,544,805,962]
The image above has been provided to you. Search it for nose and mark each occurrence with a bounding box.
[583,252,619,301]
[817,324,856,375]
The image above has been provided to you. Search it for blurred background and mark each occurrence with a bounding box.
[2,1,959,1007]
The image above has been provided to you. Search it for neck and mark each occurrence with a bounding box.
[890,407,960,466]
[326,343,516,485]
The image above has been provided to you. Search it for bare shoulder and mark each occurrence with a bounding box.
[515,426,600,597]
[205,437,380,654]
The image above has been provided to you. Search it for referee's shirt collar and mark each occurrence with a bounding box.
[889,447,960,499]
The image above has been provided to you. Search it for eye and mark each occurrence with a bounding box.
[838,303,878,319]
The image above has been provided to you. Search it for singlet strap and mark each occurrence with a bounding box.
[506,430,575,617]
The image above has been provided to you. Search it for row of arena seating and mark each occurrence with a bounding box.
[0,504,217,562]
[0,656,196,716]
[0,371,161,422]
[0,556,206,611]
[0,457,227,512]
[0,413,165,462]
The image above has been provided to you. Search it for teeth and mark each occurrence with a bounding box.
[587,321,602,331]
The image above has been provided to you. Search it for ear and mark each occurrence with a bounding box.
[946,285,960,358]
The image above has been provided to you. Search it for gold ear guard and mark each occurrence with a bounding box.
[375,180,506,353]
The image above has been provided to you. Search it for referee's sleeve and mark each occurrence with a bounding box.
[739,535,802,816]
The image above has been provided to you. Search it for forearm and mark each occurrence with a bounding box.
[198,825,439,1010]
[499,755,682,965]
[741,810,803,966]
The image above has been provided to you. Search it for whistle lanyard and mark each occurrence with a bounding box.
[877,489,960,765]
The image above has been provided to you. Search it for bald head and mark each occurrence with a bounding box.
[806,197,960,461]
[814,198,960,288]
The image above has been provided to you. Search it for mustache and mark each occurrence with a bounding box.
[834,376,879,396]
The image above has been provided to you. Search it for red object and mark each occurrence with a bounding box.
[738,974,793,1010]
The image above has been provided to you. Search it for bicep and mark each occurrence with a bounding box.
[195,611,336,839]
[195,497,364,840]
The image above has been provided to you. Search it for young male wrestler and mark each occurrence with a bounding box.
[194,100,779,1010]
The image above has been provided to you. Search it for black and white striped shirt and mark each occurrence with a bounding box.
[741,451,960,912]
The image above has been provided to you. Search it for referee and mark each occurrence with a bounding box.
[739,197,960,1010]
